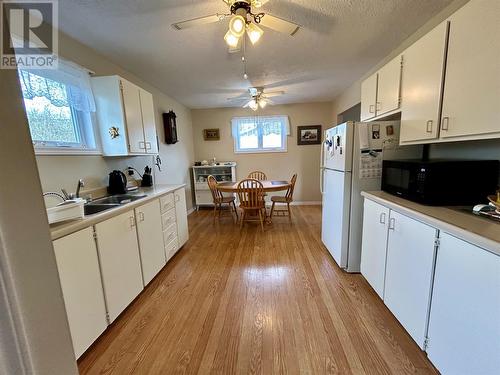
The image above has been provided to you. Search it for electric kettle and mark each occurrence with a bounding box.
[108,170,127,195]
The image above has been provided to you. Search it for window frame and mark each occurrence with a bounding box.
[232,116,289,154]
[18,68,100,156]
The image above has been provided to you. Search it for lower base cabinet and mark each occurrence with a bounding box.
[174,187,189,248]
[53,228,107,358]
[135,199,166,285]
[95,210,144,323]
[427,233,500,375]
[53,188,190,357]
[383,210,437,349]
[360,199,390,298]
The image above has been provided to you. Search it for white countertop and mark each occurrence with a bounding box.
[362,191,500,256]
[50,184,186,241]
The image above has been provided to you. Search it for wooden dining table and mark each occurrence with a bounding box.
[216,180,290,193]
[217,180,290,224]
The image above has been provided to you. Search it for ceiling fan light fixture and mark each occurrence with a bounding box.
[224,29,240,48]
[249,99,259,111]
[259,99,267,109]
[229,15,246,37]
[246,22,264,45]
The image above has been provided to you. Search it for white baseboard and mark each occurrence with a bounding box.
[187,207,196,215]
[265,201,322,207]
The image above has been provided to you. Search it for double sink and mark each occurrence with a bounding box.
[84,194,147,215]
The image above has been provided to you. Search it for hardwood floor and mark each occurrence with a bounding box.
[78,206,437,374]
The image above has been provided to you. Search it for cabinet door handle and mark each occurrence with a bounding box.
[388,217,395,230]
[145,142,152,150]
[138,141,146,149]
[175,194,180,202]
[138,212,145,222]
[129,216,136,228]
[376,102,381,111]
[369,104,375,114]
[379,212,386,224]
[426,120,433,133]
[441,117,450,131]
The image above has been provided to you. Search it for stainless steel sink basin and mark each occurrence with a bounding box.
[84,203,121,215]
[91,194,147,205]
[84,194,147,215]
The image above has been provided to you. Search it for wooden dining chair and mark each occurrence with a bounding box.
[247,171,267,181]
[237,179,266,231]
[207,175,238,223]
[270,174,297,222]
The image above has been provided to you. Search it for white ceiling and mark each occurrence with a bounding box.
[58,0,453,109]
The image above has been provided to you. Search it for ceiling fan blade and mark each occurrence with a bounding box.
[243,100,254,108]
[259,14,300,36]
[227,96,250,102]
[252,0,270,8]
[172,14,226,30]
[263,90,285,98]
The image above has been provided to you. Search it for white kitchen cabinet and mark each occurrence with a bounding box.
[139,89,159,154]
[427,233,500,375]
[53,228,107,358]
[121,79,147,154]
[91,75,158,156]
[400,22,448,143]
[95,210,144,322]
[174,187,189,248]
[360,199,390,298]
[135,199,166,286]
[384,210,437,349]
[439,0,500,140]
[360,73,378,121]
[376,55,403,117]
[360,55,402,120]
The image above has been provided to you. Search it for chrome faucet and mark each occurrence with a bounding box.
[68,179,85,199]
[76,179,84,198]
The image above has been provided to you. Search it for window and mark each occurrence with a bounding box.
[17,60,98,154]
[232,116,289,153]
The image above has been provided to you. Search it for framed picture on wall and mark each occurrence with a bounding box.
[297,125,322,145]
[203,128,220,141]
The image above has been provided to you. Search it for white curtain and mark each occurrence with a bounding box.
[18,59,96,113]
[231,115,290,137]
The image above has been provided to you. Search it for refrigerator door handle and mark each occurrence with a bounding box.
[320,168,325,194]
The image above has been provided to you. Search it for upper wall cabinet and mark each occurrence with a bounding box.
[360,55,403,121]
[91,76,159,156]
[439,0,500,141]
[399,0,500,144]
[361,74,378,121]
[400,22,448,143]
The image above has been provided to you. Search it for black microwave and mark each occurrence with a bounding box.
[381,159,499,205]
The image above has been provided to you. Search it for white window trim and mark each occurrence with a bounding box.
[232,115,290,154]
[18,59,99,156]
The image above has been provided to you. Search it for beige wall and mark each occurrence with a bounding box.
[35,32,195,209]
[192,102,333,203]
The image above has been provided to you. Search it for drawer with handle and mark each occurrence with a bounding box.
[163,223,178,246]
[160,193,175,213]
[161,207,176,229]
[165,236,179,261]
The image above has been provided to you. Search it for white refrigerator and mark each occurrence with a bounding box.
[320,121,421,272]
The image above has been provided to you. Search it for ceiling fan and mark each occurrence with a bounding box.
[228,87,285,111]
[172,0,300,52]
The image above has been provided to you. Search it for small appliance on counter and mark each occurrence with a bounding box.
[108,170,127,195]
[381,159,499,206]
[141,166,153,187]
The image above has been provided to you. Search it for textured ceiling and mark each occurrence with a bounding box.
[58,0,453,108]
